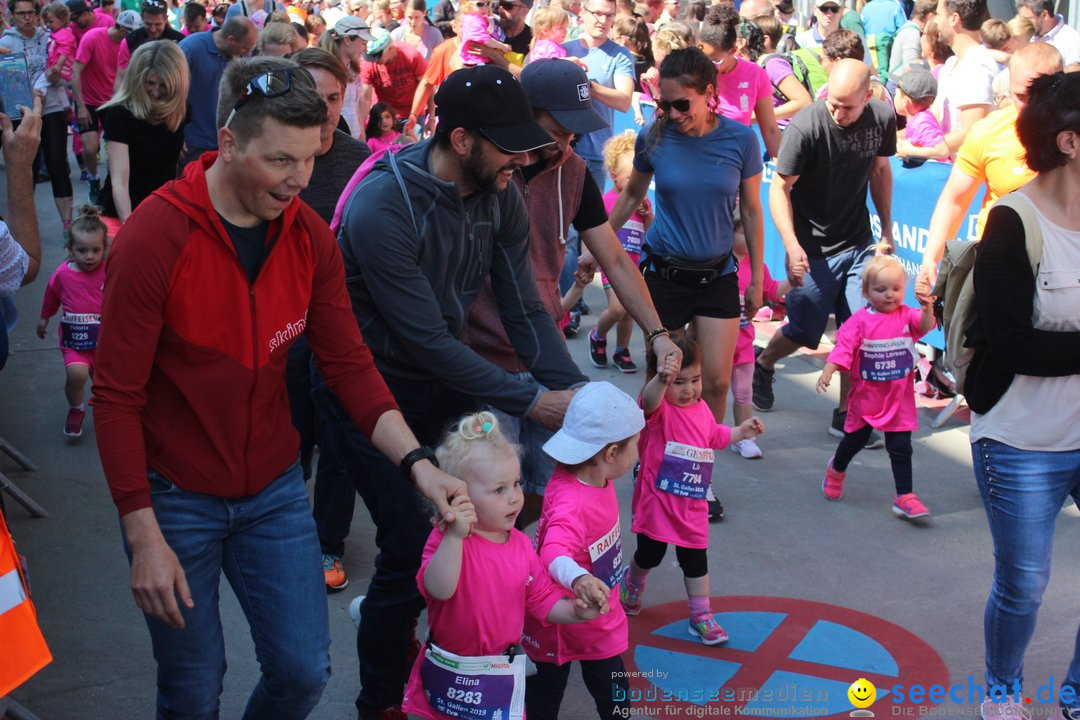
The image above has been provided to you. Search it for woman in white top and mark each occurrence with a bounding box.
[968,71,1080,720]
[390,0,443,59]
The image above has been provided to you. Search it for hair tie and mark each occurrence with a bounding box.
[474,420,494,435]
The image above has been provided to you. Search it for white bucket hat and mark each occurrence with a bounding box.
[542,382,645,465]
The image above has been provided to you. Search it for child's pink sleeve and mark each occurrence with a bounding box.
[530,38,567,60]
[524,548,570,622]
[460,13,492,44]
[39,264,64,320]
[536,493,584,572]
[826,312,862,370]
[710,423,733,450]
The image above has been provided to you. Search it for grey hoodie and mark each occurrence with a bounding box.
[339,139,587,417]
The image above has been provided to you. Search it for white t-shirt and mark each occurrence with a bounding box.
[972,194,1080,451]
[936,43,998,136]
[1034,16,1080,66]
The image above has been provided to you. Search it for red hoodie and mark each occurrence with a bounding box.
[92,154,399,516]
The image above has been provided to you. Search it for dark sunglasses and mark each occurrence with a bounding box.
[818,4,841,12]
[656,97,691,113]
[224,68,296,129]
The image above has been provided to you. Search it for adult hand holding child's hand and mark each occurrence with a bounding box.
[446,495,476,538]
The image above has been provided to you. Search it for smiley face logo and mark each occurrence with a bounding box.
[848,678,877,709]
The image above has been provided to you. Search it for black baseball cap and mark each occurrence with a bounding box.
[66,0,91,14]
[434,65,555,154]
[520,59,608,136]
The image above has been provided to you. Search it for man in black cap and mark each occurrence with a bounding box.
[466,58,679,528]
[114,0,184,88]
[329,64,586,720]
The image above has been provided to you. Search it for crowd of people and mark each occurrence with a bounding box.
[0,0,1078,716]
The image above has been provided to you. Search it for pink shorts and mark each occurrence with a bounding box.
[61,347,95,370]
[601,251,641,289]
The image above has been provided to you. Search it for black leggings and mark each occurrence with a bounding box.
[37,111,73,200]
[833,426,913,495]
[633,533,708,578]
[525,655,629,720]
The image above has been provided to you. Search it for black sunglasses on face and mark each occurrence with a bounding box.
[656,98,691,113]
[818,5,841,12]
[225,68,296,129]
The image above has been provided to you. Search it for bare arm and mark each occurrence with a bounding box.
[914,166,983,299]
[589,74,634,113]
[72,61,90,127]
[107,141,133,221]
[868,155,894,249]
[409,76,432,121]
[771,74,811,121]
[421,497,476,600]
[1,97,43,285]
[739,173,765,319]
[641,369,669,414]
[753,95,782,158]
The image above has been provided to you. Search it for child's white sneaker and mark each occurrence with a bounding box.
[730,438,763,459]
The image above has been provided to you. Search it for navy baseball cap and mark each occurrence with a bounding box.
[520,59,608,136]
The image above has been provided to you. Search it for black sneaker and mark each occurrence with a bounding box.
[589,330,608,367]
[752,362,775,411]
[706,485,724,521]
[612,348,637,373]
[829,409,885,449]
[88,177,101,205]
[581,302,591,316]
[563,310,581,338]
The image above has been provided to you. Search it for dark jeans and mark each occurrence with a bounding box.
[311,372,477,715]
[833,425,913,495]
[285,334,316,479]
[309,363,361,557]
[526,656,630,720]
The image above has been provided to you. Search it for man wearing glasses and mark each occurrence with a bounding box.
[334,64,585,719]
[93,56,464,719]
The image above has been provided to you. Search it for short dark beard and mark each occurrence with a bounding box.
[461,140,501,195]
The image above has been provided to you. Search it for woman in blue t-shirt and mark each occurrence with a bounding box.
[609,47,764,432]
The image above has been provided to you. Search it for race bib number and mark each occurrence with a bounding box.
[738,295,750,329]
[858,337,916,382]
[617,219,645,256]
[655,442,714,500]
[420,642,525,720]
[588,520,625,589]
[60,312,100,351]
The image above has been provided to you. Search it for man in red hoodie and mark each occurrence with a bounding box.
[92,56,464,719]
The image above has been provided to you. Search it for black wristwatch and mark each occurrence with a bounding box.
[400,446,439,481]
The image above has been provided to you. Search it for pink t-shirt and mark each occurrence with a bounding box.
[39,261,105,348]
[904,108,946,151]
[631,398,732,549]
[711,57,770,126]
[600,189,644,287]
[71,11,114,43]
[48,26,77,81]
[523,467,628,665]
[403,527,565,720]
[459,11,492,65]
[826,305,930,433]
[75,27,122,107]
[734,258,782,366]
[530,37,567,60]
[116,36,132,71]
[366,131,402,154]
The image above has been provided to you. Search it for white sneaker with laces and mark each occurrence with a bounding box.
[349,594,365,630]
[730,438,763,459]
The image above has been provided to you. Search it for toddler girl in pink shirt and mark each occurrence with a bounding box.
[816,247,936,519]
[402,412,601,720]
[37,205,108,438]
[621,336,764,645]
[42,2,76,82]
[523,381,645,719]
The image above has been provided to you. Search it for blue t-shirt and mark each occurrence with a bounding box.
[561,39,635,162]
[633,116,762,263]
[180,30,230,150]
[860,0,907,37]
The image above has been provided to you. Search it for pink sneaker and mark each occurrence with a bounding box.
[979,699,1031,720]
[893,493,930,519]
[64,407,86,437]
[688,613,729,645]
[822,458,845,500]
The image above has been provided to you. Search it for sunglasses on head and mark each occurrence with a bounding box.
[656,97,691,113]
[224,68,296,129]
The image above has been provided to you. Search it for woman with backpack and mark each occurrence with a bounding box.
[967,71,1080,720]
[751,14,812,127]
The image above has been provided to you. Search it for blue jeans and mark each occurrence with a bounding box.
[311,371,477,715]
[972,438,1080,702]
[781,242,872,350]
[488,373,555,495]
[127,462,330,720]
